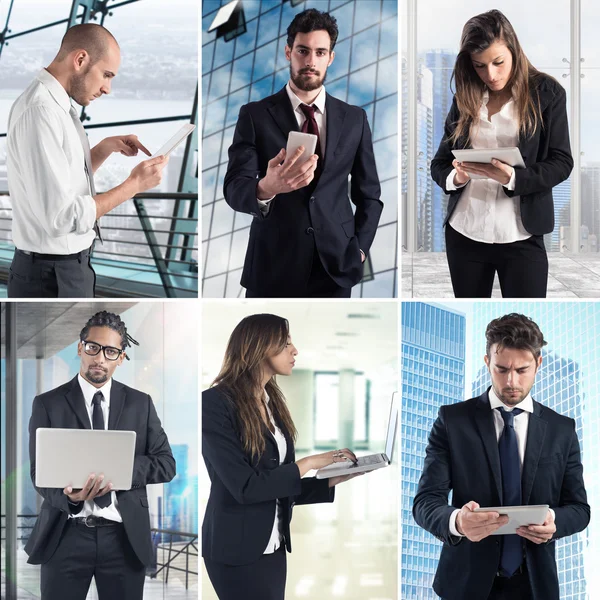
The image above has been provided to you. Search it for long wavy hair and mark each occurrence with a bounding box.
[212,314,298,461]
[450,9,544,146]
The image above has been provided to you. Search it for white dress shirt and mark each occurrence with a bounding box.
[257,82,327,214]
[446,90,530,244]
[68,374,122,522]
[449,388,554,536]
[7,69,97,253]
[263,392,288,554]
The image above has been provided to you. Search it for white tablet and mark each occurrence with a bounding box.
[35,428,136,491]
[452,147,525,179]
[474,504,549,535]
[152,123,196,158]
[286,131,317,166]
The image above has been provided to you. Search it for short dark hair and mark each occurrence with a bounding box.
[286,9,339,52]
[485,313,547,360]
[56,23,118,64]
[80,310,139,359]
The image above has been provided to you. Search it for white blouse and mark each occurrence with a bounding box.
[446,90,531,244]
[263,392,288,554]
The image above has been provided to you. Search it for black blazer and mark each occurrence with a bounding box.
[412,390,590,600]
[25,376,176,567]
[431,74,573,236]
[202,385,334,566]
[224,86,383,296]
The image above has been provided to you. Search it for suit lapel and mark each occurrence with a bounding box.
[474,391,502,501]
[267,87,299,139]
[521,401,547,504]
[108,380,126,430]
[322,93,346,171]
[65,376,91,429]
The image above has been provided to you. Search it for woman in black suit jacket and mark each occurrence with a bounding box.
[430,9,573,298]
[202,313,360,600]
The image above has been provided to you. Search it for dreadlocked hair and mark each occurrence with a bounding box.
[79,311,139,360]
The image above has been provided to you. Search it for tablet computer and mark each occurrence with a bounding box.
[286,131,317,166]
[35,428,136,491]
[152,123,196,158]
[451,147,525,180]
[473,504,549,535]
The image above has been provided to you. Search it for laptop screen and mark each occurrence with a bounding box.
[384,392,398,462]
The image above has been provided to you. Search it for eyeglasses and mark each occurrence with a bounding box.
[81,340,123,361]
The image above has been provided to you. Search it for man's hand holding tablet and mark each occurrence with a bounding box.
[64,472,113,503]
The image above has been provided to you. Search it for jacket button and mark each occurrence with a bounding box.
[306,227,314,234]
[310,196,315,203]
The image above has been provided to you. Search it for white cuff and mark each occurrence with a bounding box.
[549,508,555,522]
[446,169,468,192]
[504,168,516,191]
[449,508,464,537]
[257,196,275,215]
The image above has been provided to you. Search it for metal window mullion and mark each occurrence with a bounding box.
[570,0,582,254]
[406,0,418,253]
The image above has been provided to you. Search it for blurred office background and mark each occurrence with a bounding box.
[201,300,398,599]
[202,0,398,298]
[402,0,600,297]
[1,301,198,599]
[401,301,600,600]
[0,0,198,297]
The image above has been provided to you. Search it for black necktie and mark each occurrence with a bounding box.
[92,391,111,508]
[497,407,523,577]
[299,103,323,181]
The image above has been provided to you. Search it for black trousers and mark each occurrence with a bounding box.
[204,546,287,600]
[245,245,353,298]
[7,248,96,298]
[488,568,533,600]
[40,520,145,600]
[445,224,548,298]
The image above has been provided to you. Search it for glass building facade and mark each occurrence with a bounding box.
[402,300,600,599]
[401,302,466,599]
[202,0,398,298]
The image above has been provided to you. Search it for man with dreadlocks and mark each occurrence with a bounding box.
[25,310,176,600]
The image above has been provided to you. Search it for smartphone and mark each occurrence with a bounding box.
[286,131,317,166]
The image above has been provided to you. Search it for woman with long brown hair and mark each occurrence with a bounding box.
[202,313,361,600]
[431,9,573,298]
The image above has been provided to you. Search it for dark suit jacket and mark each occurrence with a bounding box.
[202,385,334,566]
[431,74,573,236]
[25,376,176,567]
[224,86,383,296]
[412,390,590,600]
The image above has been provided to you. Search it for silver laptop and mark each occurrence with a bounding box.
[36,428,136,490]
[316,392,398,479]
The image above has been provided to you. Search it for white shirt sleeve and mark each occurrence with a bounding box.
[257,196,275,215]
[12,105,97,237]
[449,508,464,537]
[504,167,517,191]
[446,169,469,192]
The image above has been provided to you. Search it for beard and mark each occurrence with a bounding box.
[494,384,529,407]
[85,366,109,385]
[70,65,92,106]
[290,65,326,92]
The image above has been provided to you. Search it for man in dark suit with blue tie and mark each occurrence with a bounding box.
[224,9,383,298]
[26,311,176,600]
[413,313,590,600]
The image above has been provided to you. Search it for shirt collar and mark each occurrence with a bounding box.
[488,386,534,414]
[482,87,516,108]
[36,68,72,115]
[78,373,112,409]
[286,81,327,114]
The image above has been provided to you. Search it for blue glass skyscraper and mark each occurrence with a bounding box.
[401,302,466,599]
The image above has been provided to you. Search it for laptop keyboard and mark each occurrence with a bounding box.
[357,454,384,466]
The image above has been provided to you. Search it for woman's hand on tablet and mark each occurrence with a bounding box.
[452,159,471,186]
[461,158,514,185]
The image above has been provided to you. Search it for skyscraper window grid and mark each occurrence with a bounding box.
[202,0,398,298]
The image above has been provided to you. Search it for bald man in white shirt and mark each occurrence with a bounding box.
[6,23,168,298]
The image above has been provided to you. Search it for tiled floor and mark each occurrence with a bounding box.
[201,464,398,600]
[402,252,600,298]
[1,547,197,599]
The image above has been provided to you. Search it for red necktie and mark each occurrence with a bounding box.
[299,103,323,181]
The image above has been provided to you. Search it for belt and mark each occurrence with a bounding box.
[73,516,121,528]
[16,247,92,261]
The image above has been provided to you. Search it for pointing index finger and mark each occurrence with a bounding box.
[134,139,152,156]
